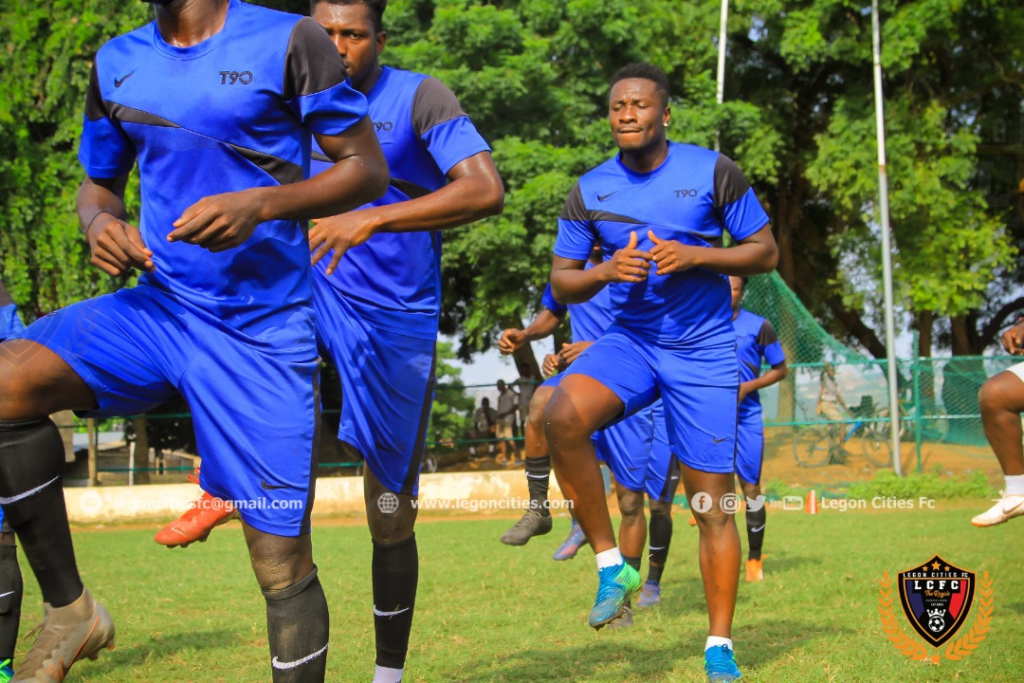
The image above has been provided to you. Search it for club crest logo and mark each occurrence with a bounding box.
[878,556,992,663]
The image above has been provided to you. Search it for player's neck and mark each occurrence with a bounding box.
[619,140,669,175]
[732,308,740,321]
[352,64,384,96]
[154,0,230,48]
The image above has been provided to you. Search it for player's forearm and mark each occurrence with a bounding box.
[748,365,788,392]
[77,178,127,234]
[257,155,388,223]
[520,310,564,343]
[550,259,611,304]
[370,171,504,235]
[692,239,777,276]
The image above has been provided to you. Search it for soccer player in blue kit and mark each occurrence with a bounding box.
[0,283,24,683]
[729,276,788,583]
[304,2,503,681]
[544,64,778,682]
[0,0,388,680]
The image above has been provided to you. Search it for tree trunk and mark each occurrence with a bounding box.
[133,417,150,484]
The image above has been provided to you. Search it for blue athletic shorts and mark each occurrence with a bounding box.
[563,326,739,474]
[17,285,319,537]
[313,275,435,497]
[735,408,764,485]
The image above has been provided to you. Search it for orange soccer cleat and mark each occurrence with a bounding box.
[745,558,764,583]
[154,470,238,548]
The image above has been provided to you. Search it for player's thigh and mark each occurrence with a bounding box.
[0,340,95,418]
[548,332,660,436]
[0,289,185,420]
[656,343,738,476]
[735,410,765,487]
[979,366,1024,413]
[183,340,319,538]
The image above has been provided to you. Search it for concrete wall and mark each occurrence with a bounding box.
[64,470,570,524]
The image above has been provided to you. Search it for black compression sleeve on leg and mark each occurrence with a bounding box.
[0,419,82,607]
[622,554,642,573]
[0,543,21,663]
[263,565,329,683]
[525,455,551,515]
[647,510,673,584]
[746,506,767,561]
[372,533,418,670]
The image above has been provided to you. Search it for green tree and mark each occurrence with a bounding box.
[431,340,474,446]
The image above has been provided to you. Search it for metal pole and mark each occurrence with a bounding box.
[872,0,902,474]
[715,0,728,151]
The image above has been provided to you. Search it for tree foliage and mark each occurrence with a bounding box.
[1,0,1020,361]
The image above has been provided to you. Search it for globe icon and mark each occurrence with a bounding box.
[377,492,400,515]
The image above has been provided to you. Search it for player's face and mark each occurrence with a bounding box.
[608,79,669,154]
[730,276,745,311]
[312,2,386,89]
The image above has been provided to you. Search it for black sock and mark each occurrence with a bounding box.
[647,512,672,584]
[623,554,642,573]
[373,534,418,670]
[525,456,551,515]
[0,419,82,607]
[0,543,21,664]
[263,565,329,683]
[746,507,767,561]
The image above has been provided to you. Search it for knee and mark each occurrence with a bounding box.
[978,376,1013,414]
[648,499,672,519]
[542,394,591,446]
[617,490,644,520]
[367,498,416,546]
[529,387,555,431]
[247,533,313,591]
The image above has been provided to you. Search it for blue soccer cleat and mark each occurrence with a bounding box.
[588,562,641,629]
[553,521,588,561]
[705,645,742,682]
[636,580,662,608]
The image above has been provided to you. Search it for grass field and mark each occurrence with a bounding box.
[24,505,1023,682]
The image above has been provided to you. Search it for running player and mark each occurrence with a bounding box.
[0,283,24,682]
[499,267,680,624]
[0,1,387,681]
[729,276,788,582]
[973,318,1024,526]
[544,63,777,682]
[294,2,502,681]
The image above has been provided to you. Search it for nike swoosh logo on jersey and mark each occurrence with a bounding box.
[114,70,136,88]
[261,479,288,490]
[272,644,328,670]
[712,437,728,444]
[597,191,618,202]
[374,605,410,617]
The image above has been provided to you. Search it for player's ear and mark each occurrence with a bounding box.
[663,105,671,128]
[376,30,387,54]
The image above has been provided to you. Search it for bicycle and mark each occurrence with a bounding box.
[792,408,891,468]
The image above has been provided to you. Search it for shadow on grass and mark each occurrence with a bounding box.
[446,619,840,682]
[72,629,237,675]
[447,641,689,683]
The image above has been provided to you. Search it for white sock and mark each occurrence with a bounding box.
[595,547,623,570]
[706,636,734,652]
[1005,474,1024,496]
[373,665,403,683]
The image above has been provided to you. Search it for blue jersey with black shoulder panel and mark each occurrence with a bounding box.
[734,308,785,412]
[0,282,25,343]
[553,142,770,349]
[78,0,367,348]
[311,66,491,339]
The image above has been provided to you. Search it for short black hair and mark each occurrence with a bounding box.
[610,63,670,106]
[312,0,387,33]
